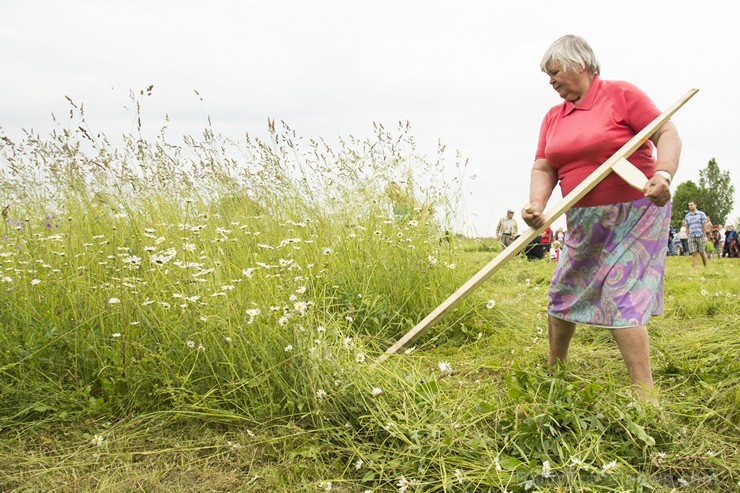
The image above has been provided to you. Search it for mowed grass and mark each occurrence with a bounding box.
[0,114,737,492]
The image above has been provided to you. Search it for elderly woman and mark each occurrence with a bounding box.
[522,35,682,402]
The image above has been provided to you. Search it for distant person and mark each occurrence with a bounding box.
[385,181,435,223]
[551,239,562,261]
[678,221,689,256]
[524,234,546,260]
[711,225,721,260]
[671,227,682,255]
[522,34,682,403]
[704,216,715,259]
[541,225,553,256]
[684,201,707,268]
[385,181,415,219]
[554,227,566,245]
[722,224,737,258]
[496,209,518,248]
[667,224,676,256]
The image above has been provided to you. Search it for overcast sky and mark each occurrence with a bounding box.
[2,0,738,236]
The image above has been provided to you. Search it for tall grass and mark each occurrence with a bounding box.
[0,100,737,492]
[1,98,470,414]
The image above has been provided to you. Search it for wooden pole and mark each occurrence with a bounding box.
[376,88,698,364]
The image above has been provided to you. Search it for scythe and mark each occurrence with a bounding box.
[376,88,698,364]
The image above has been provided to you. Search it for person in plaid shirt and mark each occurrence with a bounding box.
[684,201,707,268]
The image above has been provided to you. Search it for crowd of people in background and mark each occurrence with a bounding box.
[667,201,738,263]
[496,209,565,261]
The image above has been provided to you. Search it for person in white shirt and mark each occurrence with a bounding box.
[678,221,689,256]
[496,209,518,248]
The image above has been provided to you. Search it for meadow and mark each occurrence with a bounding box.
[0,105,737,492]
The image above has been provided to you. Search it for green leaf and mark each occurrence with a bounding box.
[30,402,55,413]
[478,401,498,413]
[288,445,319,459]
[498,455,522,470]
[361,471,376,481]
[627,421,655,446]
[419,380,439,398]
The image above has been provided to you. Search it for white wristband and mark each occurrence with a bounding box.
[654,170,672,184]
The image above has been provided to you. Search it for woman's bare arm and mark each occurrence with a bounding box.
[523,158,558,228]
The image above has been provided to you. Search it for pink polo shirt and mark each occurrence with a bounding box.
[535,76,661,208]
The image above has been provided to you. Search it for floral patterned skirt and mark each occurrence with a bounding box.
[548,197,671,328]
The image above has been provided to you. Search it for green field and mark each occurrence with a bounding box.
[0,120,737,492]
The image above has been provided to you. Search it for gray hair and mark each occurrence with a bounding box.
[540,35,601,75]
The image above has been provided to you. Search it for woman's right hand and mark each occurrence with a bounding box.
[522,202,546,229]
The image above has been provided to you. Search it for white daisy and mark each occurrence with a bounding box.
[602,460,617,474]
[541,460,552,478]
[397,476,411,492]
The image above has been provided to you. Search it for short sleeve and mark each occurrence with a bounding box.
[535,108,558,160]
[614,81,661,133]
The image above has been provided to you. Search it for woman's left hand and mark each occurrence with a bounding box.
[646,121,680,208]
[643,175,671,206]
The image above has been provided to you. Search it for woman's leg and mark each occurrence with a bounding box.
[548,315,576,365]
[610,325,657,403]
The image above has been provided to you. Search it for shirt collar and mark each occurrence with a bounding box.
[563,74,601,115]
